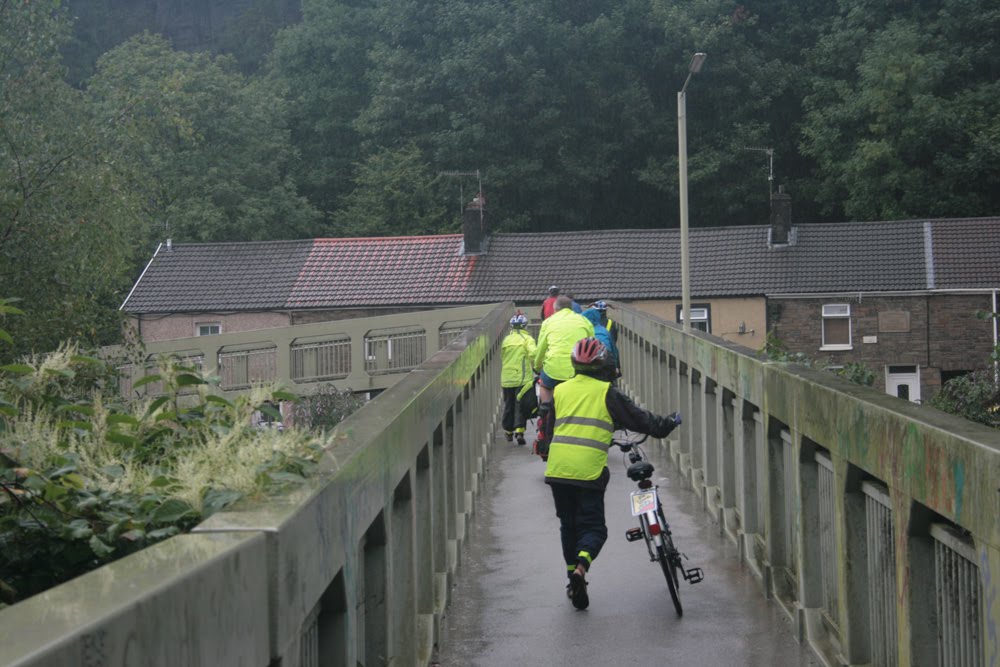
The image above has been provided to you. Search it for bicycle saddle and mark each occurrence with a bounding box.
[626,461,654,481]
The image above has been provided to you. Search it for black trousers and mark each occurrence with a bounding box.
[549,481,608,574]
[502,386,537,432]
[501,387,519,432]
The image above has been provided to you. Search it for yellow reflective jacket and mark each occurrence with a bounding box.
[501,329,537,388]
[545,374,614,482]
[533,308,594,381]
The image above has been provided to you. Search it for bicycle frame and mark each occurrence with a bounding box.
[631,483,666,560]
[614,433,703,616]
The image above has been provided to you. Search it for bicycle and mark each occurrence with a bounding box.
[612,431,704,617]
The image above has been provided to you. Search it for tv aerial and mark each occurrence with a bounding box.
[742,146,774,196]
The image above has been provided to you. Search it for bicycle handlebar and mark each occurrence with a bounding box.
[610,433,649,450]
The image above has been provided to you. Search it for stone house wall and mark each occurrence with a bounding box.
[768,293,995,399]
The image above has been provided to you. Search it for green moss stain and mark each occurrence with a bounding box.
[902,423,927,498]
[953,460,965,523]
[838,407,870,464]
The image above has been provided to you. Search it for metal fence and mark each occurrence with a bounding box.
[863,481,898,667]
[781,428,797,581]
[364,326,427,375]
[219,344,278,390]
[438,319,481,348]
[816,451,838,627]
[291,335,351,383]
[932,523,983,667]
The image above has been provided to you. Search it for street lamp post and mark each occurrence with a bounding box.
[678,52,706,333]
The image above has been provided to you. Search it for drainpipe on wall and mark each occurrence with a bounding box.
[993,288,998,383]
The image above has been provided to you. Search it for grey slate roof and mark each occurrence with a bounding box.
[120,217,1000,314]
[929,217,1000,289]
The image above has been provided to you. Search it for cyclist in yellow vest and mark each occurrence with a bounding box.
[500,312,536,445]
[547,337,681,610]
[532,296,594,456]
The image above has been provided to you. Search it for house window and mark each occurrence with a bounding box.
[676,304,711,333]
[821,304,851,350]
[197,322,221,336]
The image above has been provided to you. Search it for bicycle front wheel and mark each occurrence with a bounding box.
[656,539,682,617]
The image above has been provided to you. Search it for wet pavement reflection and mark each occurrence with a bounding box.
[434,424,819,667]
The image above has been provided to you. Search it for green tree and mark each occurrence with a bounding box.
[801,1,1000,221]
[0,0,145,359]
[331,144,451,236]
[87,33,320,243]
[268,0,377,220]
[217,0,302,74]
[353,0,673,231]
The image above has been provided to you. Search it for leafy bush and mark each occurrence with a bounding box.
[762,332,875,387]
[761,331,816,366]
[291,384,366,432]
[0,301,329,606]
[930,369,1000,429]
[834,362,876,387]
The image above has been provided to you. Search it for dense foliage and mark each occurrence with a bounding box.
[0,2,145,359]
[929,369,1000,429]
[0,302,332,606]
[3,0,1000,354]
[292,384,367,432]
[929,309,1000,429]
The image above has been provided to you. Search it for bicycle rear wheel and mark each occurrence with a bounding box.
[656,539,682,617]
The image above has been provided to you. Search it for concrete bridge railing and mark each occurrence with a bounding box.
[111,303,498,399]
[0,302,513,667]
[614,302,1000,667]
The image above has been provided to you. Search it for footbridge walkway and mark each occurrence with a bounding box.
[1,302,999,667]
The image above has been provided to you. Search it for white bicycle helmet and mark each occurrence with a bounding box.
[510,313,528,328]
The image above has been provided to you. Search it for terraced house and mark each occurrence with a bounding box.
[122,202,1000,403]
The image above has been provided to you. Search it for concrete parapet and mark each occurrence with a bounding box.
[614,301,1000,667]
[0,302,512,667]
[0,533,269,666]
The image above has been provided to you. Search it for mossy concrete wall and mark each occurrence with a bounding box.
[615,301,1000,667]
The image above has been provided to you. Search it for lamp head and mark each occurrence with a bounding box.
[689,52,707,74]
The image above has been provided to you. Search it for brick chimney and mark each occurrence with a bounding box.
[770,185,792,245]
[462,192,489,255]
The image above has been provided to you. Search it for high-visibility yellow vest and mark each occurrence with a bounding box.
[545,374,614,481]
[501,329,536,388]
[534,309,594,381]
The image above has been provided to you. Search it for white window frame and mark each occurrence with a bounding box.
[676,304,711,333]
[196,322,221,337]
[821,304,851,350]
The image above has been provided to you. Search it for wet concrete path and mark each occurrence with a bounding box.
[433,424,819,667]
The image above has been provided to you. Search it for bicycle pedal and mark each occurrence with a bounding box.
[625,527,644,542]
[684,567,704,584]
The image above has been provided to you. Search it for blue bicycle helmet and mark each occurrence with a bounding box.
[510,313,528,328]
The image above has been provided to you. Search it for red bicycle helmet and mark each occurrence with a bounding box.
[571,337,608,371]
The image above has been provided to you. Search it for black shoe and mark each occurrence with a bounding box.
[569,571,589,610]
[516,434,526,446]
[504,431,513,442]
